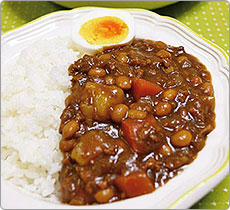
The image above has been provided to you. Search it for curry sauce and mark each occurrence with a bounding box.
[59,39,215,205]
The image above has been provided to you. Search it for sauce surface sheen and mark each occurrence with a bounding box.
[59,39,215,205]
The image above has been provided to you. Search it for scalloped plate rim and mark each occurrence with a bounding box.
[1,7,229,209]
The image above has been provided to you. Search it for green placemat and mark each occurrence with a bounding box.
[1,1,64,33]
[155,1,229,56]
[1,1,229,209]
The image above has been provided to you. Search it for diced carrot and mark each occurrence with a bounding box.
[115,171,154,198]
[132,78,163,100]
[121,118,143,153]
[121,115,157,153]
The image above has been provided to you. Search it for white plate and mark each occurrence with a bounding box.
[1,7,229,209]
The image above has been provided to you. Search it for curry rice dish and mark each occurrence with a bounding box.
[59,39,215,205]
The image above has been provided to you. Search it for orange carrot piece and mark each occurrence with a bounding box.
[132,78,163,100]
[115,171,154,197]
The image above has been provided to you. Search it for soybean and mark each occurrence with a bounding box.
[128,109,148,120]
[155,102,172,117]
[62,120,79,139]
[159,144,172,156]
[88,68,106,77]
[162,89,177,101]
[105,75,115,85]
[111,104,129,123]
[156,50,171,58]
[202,82,213,96]
[116,76,132,90]
[94,188,115,203]
[117,52,128,63]
[59,139,76,152]
[171,129,192,147]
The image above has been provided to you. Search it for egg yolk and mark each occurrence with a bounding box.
[79,16,129,45]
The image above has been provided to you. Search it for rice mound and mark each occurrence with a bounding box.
[1,37,80,199]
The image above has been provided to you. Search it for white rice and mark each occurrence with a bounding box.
[1,37,81,199]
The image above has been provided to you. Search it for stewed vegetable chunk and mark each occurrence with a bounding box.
[80,82,125,123]
[121,115,160,154]
[115,171,154,197]
[132,78,163,100]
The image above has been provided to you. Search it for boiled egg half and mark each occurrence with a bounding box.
[72,9,135,54]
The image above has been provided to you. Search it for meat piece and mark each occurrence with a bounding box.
[71,130,111,166]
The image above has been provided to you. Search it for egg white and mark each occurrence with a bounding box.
[72,9,135,55]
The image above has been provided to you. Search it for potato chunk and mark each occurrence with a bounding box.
[80,82,125,124]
